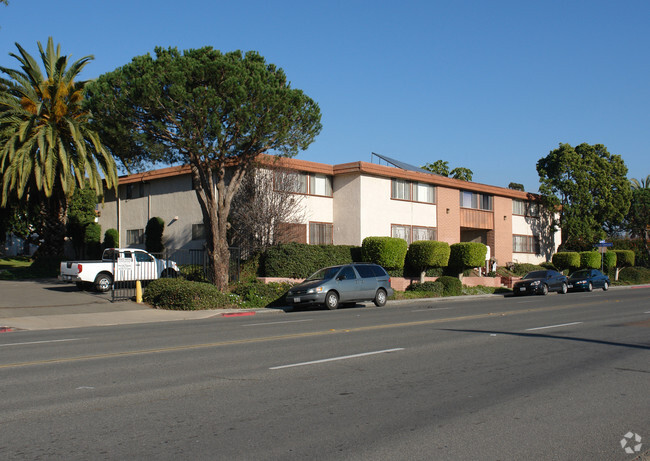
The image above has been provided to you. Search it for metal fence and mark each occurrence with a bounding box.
[111,247,241,302]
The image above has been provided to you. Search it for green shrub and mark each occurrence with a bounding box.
[448,242,487,274]
[231,280,295,307]
[84,222,102,259]
[552,252,580,272]
[437,275,462,296]
[261,243,358,278]
[510,263,544,276]
[405,280,444,297]
[617,266,650,284]
[143,278,234,310]
[406,241,450,274]
[145,217,165,253]
[539,261,557,271]
[612,250,635,268]
[603,251,617,271]
[103,228,119,249]
[361,237,408,270]
[579,251,601,269]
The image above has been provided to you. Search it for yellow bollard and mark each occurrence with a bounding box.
[136,280,143,304]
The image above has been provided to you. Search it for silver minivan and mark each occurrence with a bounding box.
[285,263,394,310]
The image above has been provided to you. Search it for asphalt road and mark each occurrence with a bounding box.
[1,288,648,460]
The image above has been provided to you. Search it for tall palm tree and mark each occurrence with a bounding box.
[630,175,650,190]
[0,37,117,260]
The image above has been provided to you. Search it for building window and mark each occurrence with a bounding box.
[126,229,144,245]
[192,223,206,240]
[513,235,540,254]
[275,171,332,196]
[412,226,437,242]
[309,222,332,244]
[414,182,435,203]
[126,183,144,200]
[391,179,436,203]
[460,190,492,211]
[513,199,539,217]
[391,224,411,244]
[309,174,333,196]
[391,224,437,244]
[391,179,411,200]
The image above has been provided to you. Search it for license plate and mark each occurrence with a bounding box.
[293,297,300,303]
[519,287,526,291]
[568,284,573,288]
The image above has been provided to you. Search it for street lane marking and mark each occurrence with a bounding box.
[0,300,614,370]
[244,319,313,327]
[411,307,453,312]
[270,348,404,369]
[0,338,85,347]
[526,322,583,331]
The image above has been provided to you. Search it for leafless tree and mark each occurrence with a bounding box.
[229,166,306,257]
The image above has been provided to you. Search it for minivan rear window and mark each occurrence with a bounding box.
[355,264,379,278]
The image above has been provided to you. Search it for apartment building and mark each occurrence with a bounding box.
[97,155,560,266]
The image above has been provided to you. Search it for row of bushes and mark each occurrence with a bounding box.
[405,276,463,297]
[261,239,487,279]
[552,250,635,271]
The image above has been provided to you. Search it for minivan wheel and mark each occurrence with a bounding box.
[373,288,387,307]
[325,291,339,310]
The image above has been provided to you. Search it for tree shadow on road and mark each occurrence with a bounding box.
[441,328,650,350]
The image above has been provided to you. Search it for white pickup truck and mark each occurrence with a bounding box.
[59,248,179,292]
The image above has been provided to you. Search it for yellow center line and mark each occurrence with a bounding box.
[0,299,612,369]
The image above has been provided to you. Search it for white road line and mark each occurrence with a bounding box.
[270,348,404,370]
[526,322,583,331]
[411,307,453,312]
[244,319,313,327]
[0,338,86,347]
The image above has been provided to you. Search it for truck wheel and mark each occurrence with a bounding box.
[94,273,113,292]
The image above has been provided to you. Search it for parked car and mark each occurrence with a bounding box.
[512,270,568,296]
[567,269,610,292]
[285,263,394,310]
[60,248,179,292]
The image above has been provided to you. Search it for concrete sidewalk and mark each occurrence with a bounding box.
[0,279,271,332]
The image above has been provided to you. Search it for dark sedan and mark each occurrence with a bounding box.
[513,270,568,296]
[567,269,610,292]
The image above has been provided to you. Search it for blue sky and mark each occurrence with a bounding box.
[1,0,648,192]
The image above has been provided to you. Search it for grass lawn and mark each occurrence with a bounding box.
[0,257,59,280]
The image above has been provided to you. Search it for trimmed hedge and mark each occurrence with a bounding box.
[618,266,650,284]
[510,263,544,276]
[84,222,102,259]
[406,280,444,297]
[143,278,234,310]
[406,241,450,273]
[580,251,601,269]
[437,276,463,296]
[362,237,408,270]
[145,217,165,253]
[231,280,295,307]
[603,251,617,271]
[612,250,635,268]
[552,252,580,272]
[448,242,486,273]
[103,228,119,249]
[261,243,359,278]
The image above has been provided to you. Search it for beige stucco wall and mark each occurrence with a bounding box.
[333,174,362,245]
[97,174,204,250]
